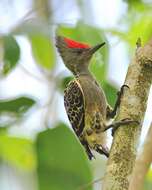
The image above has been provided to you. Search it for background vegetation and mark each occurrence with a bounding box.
[0,0,151,189]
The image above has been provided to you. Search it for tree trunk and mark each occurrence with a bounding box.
[102,38,152,190]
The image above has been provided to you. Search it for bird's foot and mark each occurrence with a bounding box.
[111,118,139,136]
[104,118,139,136]
[106,84,129,119]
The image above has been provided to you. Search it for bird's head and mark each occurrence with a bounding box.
[56,35,105,75]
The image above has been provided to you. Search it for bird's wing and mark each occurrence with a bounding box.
[64,80,85,137]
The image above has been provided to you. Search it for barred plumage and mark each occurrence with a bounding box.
[64,80,84,137]
[64,76,108,159]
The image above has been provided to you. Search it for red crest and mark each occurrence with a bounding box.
[64,37,90,49]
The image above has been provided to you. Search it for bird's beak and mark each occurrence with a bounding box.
[89,42,105,54]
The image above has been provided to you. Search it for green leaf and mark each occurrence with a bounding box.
[0,96,36,115]
[103,81,118,107]
[30,34,56,70]
[124,0,151,12]
[90,54,106,86]
[144,168,152,190]
[2,35,20,75]
[109,14,152,47]
[58,76,74,93]
[0,134,36,170]
[36,123,93,190]
[57,22,109,84]
[127,15,152,46]
[0,126,8,133]
[124,0,142,5]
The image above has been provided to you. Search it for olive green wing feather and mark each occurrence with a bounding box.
[64,80,85,137]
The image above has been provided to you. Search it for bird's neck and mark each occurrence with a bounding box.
[74,67,94,80]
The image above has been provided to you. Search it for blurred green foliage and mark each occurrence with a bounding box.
[36,123,92,190]
[30,34,56,69]
[2,35,20,75]
[144,169,152,190]
[103,82,117,107]
[124,0,142,6]
[0,134,35,170]
[58,76,74,93]
[109,1,152,47]
[0,0,151,189]
[0,96,36,116]
[0,96,36,133]
[127,14,152,46]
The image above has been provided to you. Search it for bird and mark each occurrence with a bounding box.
[55,35,137,160]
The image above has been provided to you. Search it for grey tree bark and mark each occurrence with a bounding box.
[102,38,152,190]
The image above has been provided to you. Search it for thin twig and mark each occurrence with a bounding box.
[19,64,48,83]
[77,176,104,190]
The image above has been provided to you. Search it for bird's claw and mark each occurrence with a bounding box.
[112,118,140,136]
[95,145,109,158]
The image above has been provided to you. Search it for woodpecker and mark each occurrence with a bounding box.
[56,36,138,160]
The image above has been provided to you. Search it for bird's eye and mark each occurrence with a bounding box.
[76,49,82,54]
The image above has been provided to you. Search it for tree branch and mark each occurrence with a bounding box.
[102,38,152,190]
[129,122,152,190]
